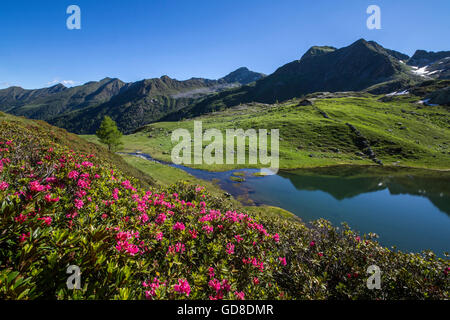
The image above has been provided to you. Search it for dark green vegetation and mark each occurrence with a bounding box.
[0,114,448,299]
[0,68,264,134]
[0,78,130,120]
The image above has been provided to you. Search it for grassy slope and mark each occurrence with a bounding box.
[82,94,450,171]
[0,111,156,188]
[0,112,289,219]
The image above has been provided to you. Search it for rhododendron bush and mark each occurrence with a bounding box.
[0,121,448,300]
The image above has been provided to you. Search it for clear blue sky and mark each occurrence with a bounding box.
[1,0,449,89]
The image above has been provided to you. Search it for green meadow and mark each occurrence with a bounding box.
[81,95,450,172]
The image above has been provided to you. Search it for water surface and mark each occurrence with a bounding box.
[130,153,450,256]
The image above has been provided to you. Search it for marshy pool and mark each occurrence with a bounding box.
[129,153,450,256]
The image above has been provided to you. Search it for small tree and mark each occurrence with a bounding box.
[96,116,123,151]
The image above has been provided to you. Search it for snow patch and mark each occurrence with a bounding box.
[412,66,429,76]
[386,90,409,96]
[418,99,438,106]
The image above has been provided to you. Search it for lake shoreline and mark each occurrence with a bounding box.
[120,150,450,175]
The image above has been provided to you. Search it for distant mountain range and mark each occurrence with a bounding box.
[163,39,450,121]
[0,68,265,133]
[0,39,448,134]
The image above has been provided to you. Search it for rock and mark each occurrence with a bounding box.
[297,99,314,106]
[318,110,330,119]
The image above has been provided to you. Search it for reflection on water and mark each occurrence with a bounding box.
[129,153,450,256]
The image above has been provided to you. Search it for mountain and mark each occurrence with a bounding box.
[300,46,337,60]
[162,39,420,121]
[218,67,265,85]
[248,39,412,102]
[0,77,131,120]
[407,50,450,67]
[0,67,264,134]
[49,75,227,134]
[405,50,450,80]
[48,69,264,134]
[0,83,67,107]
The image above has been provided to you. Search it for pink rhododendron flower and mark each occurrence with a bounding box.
[45,177,57,184]
[168,242,185,254]
[139,214,149,223]
[273,233,280,243]
[173,278,190,296]
[234,291,245,300]
[144,278,161,300]
[29,180,45,192]
[121,180,134,190]
[81,161,93,167]
[279,257,287,266]
[226,243,235,255]
[112,188,119,200]
[19,232,30,243]
[44,194,59,203]
[74,199,84,209]
[155,213,166,225]
[208,267,215,279]
[0,181,9,190]
[202,225,213,234]
[208,278,221,292]
[38,216,52,226]
[189,229,198,239]
[77,179,90,189]
[126,244,139,256]
[173,222,185,231]
[68,171,79,179]
[15,214,28,224]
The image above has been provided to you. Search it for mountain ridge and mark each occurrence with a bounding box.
[0,67,264,133]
